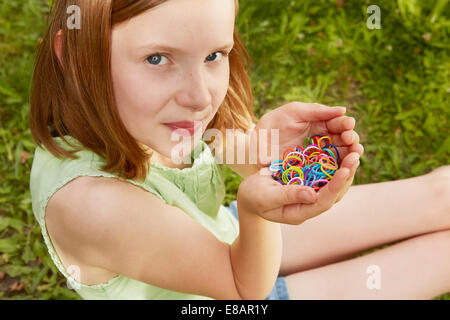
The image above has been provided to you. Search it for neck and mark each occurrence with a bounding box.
[138,139,202,170]
[150,151,193,169]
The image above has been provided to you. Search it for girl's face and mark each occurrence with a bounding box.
[111,0,235,168]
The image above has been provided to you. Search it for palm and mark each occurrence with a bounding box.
[252,103,360,168]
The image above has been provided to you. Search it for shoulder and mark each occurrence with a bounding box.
[45,175,160,261]
[47,175,156,228]
[52,175,130,202]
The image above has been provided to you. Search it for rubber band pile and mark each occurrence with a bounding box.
[269,134,340,192]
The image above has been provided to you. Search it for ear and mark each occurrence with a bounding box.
[54,29,64,66]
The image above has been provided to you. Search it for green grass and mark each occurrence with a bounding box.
[1,0,449,300]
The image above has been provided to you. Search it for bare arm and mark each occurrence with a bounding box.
[46,175,281,299]
[230,191,282,299]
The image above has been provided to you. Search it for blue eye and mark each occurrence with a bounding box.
[145,51,229,66]
[205,51,228,62]
[146,54,169,66]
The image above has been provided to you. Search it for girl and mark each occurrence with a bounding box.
[29,0,450,300]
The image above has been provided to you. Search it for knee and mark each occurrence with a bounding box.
[426,165,450,225]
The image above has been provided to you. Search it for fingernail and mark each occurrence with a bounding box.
[334,106,346,112]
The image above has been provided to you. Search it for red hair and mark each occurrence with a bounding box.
[30,0,256,181]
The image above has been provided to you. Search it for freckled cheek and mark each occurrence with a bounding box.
[112,69,168,123]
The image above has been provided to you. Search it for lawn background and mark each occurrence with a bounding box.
[0,0,449,299]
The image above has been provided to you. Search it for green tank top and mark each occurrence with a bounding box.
[29,135,240,299]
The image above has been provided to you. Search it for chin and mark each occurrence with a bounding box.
[169,137,198,156]
[152,139,194,164]
[141,127,203,163]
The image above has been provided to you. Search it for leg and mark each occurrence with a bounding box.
[284,229,450,299]
[279,165,450,276]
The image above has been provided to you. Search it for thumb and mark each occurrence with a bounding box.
[289,103,346,121]
[263,184,318,211]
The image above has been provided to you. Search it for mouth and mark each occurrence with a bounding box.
[163,120,203,136]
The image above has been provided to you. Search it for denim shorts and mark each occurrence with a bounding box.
[226,200,290,300]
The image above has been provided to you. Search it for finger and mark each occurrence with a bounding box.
[325,130,359,147]
[340,152,360,170]
[271,184,318,209]
[262,201,311,225]
[334,152,360,202]
[351,143,364,157]
[256,168,318,210]
[288,102,346,122]
[310,151,359,209]
[313,130,358,147]
[299,134,361,166]
[336,153,361,203]
[331,144,363,165]
[325,116,355,133]
[311,133,361,165]
[341,130,360,145]
[296,166,351,222]
[261,154,359,225]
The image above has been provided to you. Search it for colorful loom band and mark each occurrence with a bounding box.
[317,136,331,149]
[268,134,341,191]
[285,152,306,165]
[269,160,283,172]
[321,148,336,161]
[282,148,298,159]
[319,155,338,170]
[313,179,329,189]
[320,165,334,179]
[309,134,322,145]
[325,143,340,163]
[304,145,321,155]
[287,177,304,185]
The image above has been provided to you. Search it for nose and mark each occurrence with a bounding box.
[175,68,211,112]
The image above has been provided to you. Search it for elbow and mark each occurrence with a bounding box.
[239,291,270,300]
[233,281,272,300]
[239,289,267,301]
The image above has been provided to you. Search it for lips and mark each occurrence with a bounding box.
[163,120,202,136]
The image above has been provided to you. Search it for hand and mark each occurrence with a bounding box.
[250,102,364,169]
[237,167,318,224]
[237,156,359,225]
[243,102,364,223]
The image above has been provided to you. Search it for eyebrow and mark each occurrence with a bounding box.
[137,42,235,53]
